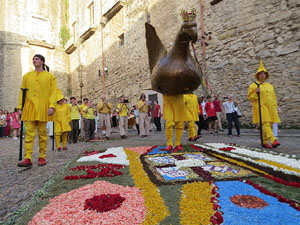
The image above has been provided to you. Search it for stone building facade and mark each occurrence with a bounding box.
[1,0,299,127]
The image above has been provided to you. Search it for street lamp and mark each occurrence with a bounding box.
[79,81,84,102]
[78,64,84,102]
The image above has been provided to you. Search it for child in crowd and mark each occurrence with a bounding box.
[54,89,71,150]
[12,108,21,139]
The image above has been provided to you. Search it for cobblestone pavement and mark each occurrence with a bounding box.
[0,127,299,222]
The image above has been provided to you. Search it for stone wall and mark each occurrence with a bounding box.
[0,0,70,111]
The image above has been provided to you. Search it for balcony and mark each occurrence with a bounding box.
[26,40,55,49]
[65,38,77,54]
[103,0,124,20]
[79,22,96,42]
[210,0,224,5]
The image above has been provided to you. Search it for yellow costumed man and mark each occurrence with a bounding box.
[163,94,187,152]
[54,89,71,150]
[248,60,280,149]
[184,93,201,141]
[184,93,200,141]
[17,54,57,167]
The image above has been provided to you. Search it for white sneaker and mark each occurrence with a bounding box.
[13,137,18,140]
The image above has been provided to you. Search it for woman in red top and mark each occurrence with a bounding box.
[153,100,161,131]
[205,96,219,135]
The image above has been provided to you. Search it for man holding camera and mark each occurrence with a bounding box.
[117,96,129,138]
[82,100,95,141]
[97,94,112,140]
[136,93,151,138]
[69,97,81,144]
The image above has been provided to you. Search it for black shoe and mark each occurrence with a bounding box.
[106,136,110,140]
[121,135,126,139]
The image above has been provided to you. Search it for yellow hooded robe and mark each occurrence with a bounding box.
[248,60,280,124]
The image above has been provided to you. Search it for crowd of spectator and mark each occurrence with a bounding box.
[0,92,243,143]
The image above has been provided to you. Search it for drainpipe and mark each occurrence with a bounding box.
[100,0,106,94]
[199,0,207,73]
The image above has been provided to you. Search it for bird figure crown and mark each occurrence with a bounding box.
[180,8,197,22]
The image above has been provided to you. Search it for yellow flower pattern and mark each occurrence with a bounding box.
[256,159,300,174]
[125,149,170,224]
[180,182,215,225]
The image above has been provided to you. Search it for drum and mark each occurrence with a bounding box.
[128,116,136,128]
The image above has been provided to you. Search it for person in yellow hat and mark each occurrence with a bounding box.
[17,54,57,167]
[248,60,280,149]
[163,94,187,152]
[184,93,200,141]
[54,89,71,150]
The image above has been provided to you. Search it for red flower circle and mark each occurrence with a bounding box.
[29,181,146,224]
[84,194,125,213]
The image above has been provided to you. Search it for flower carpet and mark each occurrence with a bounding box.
[10,144,300,225]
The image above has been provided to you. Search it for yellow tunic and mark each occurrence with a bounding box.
[82,106,95,119]
[117,103,128,117]
[80,104,88,118]
[97,100,112,114]
[248,81,280,124]
[18,71,57,121]
[163,95,187,122]
[136,100,151,113]
[184,94,199,122]
[53,103,71,133]
[69,104,80,120]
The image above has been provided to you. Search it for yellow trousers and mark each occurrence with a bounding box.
[24,121,47,160]
[55,132,68,148]
[187,121,196,139]
[166,120,184,147]
[262,122,276,144]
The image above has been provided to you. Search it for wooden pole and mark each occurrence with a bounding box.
[100,0,106,94]
[199,0,207,73]
[19,88,28,160]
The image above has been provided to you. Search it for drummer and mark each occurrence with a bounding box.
[128,108,136,129]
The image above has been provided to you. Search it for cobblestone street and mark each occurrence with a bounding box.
[0,128,299,222]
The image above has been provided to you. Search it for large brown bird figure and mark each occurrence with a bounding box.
[145,16,201,95]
